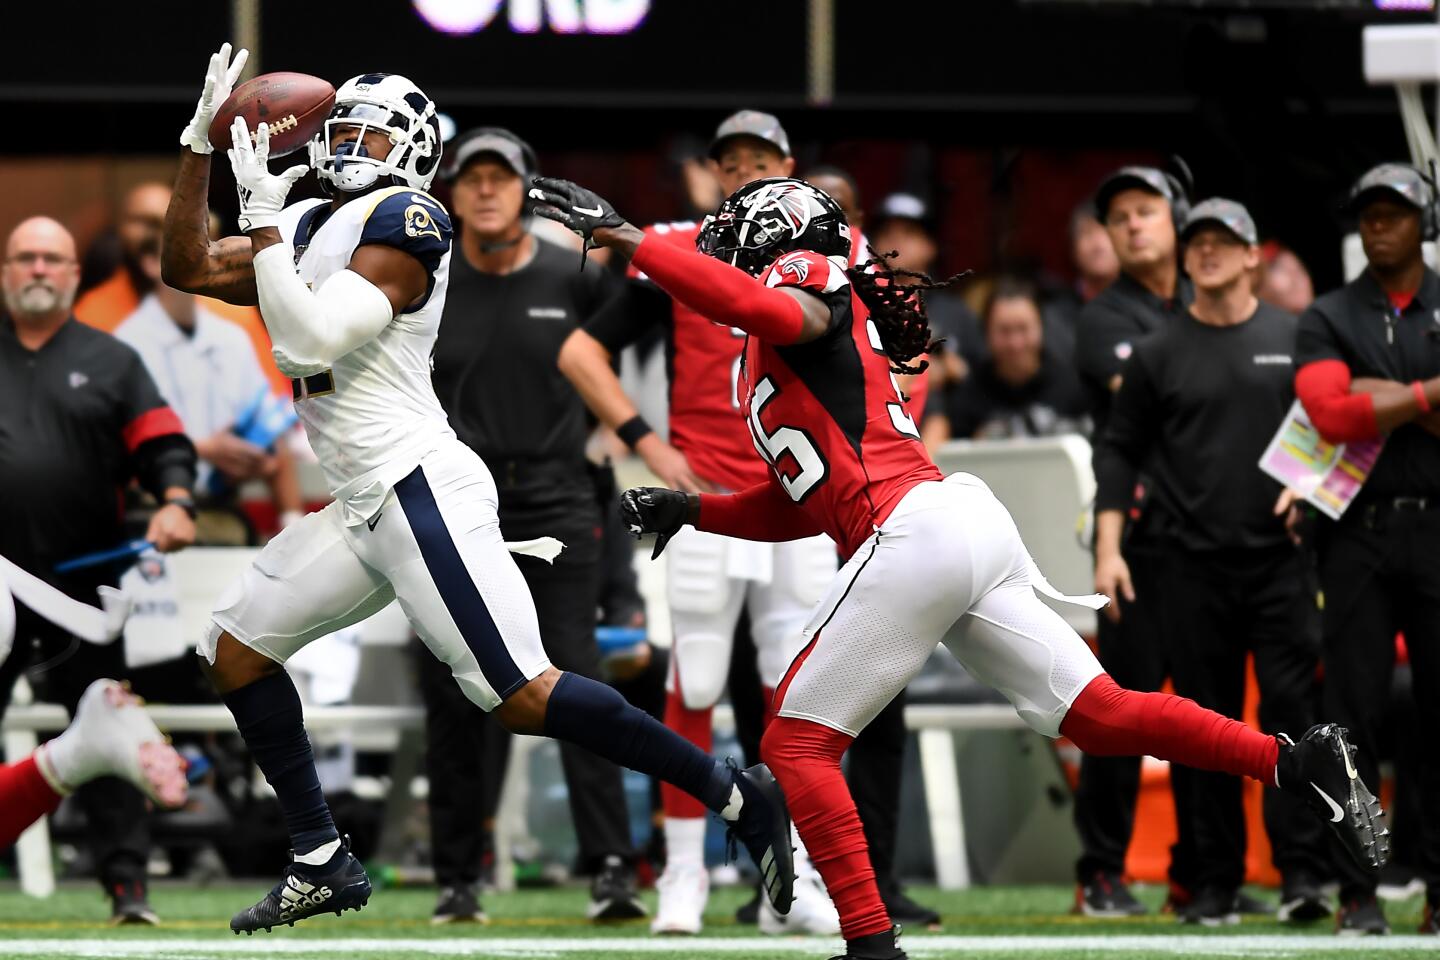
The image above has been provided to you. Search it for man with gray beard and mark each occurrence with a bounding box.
[0,216,196,923]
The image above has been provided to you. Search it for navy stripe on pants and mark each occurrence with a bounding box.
[394,465,527,699]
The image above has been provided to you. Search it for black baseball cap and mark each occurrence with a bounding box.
[1347,163,1433,215]
[709,110,791,160]
[441,127,535,182]
[1181,198,1258,246]
[1095,166,1180,221]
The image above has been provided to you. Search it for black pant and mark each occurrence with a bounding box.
[1073,544,1197,886]
[419,505,632,882]
[0,601,148,888]
[1158,546,1326,892]
[849,687,909,895]
[1316,504,1440,903]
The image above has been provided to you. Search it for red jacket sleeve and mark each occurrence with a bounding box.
[696,479,825,542]
[1294,359,1379,444]
[630,235,807,344]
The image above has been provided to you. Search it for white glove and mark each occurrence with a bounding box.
[180,42,248,155]
[227,117,308,233]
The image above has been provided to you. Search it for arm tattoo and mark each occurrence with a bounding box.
[162,151,259,306]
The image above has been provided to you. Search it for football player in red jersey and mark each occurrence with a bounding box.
[557,112,840,935]
[530,174,1391,960]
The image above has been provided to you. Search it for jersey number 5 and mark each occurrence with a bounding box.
[746,376,829,504]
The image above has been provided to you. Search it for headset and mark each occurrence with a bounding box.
[1347,162,1440,241]
[1096,156,1192,232]
[444,127,542,250]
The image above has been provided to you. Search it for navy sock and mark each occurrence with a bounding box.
[222,671,339,857]
[543,672,733,813]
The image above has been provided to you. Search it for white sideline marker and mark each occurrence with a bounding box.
[0,937,1437,958]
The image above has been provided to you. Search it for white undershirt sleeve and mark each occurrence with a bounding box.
[253,242,395,365]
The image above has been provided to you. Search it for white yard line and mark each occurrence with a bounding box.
[0,937,1436,957]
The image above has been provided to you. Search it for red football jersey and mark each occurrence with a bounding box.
[738,249,944,558]
[632,222,770,491]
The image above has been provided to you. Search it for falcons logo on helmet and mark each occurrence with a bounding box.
[743,182,814,236]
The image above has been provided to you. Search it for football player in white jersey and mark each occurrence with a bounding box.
[161,44,796,935]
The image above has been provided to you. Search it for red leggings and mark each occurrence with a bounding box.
[0,755,62,848]
[1060,673,1278,784]
[760,672,1279,942]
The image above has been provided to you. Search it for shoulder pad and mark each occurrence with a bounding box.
[357,188,453,275]
[761,250,849,295]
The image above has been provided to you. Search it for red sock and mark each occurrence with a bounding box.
[1061,674,1278,784]
[762,715,890,941]
[0,755,63,848]
[660,689,713,819]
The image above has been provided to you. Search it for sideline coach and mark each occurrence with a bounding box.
[419,128,642,923]
[0,215,196,922]
[1293,164,1440,936]
[1094,199,1326,926]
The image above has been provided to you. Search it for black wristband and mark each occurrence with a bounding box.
[164,496,198,520]
[616,415,654,450]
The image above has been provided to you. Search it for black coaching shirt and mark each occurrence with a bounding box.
[1093,302,1297,552]
[1295,267,1440,501]
[431,236,616,510]
[1075,272,1195,436]
[0,317,195,592]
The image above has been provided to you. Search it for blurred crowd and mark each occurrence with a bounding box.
[1,103,1436,938]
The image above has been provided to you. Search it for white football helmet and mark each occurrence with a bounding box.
[309,73,442,194]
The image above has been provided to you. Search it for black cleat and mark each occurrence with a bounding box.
[1277,873,1330,923]
[109,879,159,926]
[734,885,761,924]
[882,887,941,929]
[229,836,371,935]
[432,883,487,924]
[587,855,647,921]
[1176,887,1239,927]
[725,763,795,916]
[829,925,906,960]
[1075,871,1147,917]
[1335,895,1388,936]
[1277,724,1390,871]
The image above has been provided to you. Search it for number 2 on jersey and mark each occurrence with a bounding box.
[745,376,830,503]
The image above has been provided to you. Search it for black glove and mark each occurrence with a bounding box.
[619,486,691,559]
[528,175,626,250]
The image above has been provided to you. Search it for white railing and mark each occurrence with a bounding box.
[3,699,1030,897]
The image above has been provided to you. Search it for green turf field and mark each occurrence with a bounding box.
[0,882,1431,959]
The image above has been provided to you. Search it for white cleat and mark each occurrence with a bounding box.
[36,679,187,808]
[760,870,840,935]
[650,861,708,935]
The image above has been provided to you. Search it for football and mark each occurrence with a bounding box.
[208,71,335,158]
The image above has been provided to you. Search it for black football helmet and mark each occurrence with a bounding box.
[696,177,851,277]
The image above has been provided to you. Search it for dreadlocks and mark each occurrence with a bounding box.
[846,249,968,376]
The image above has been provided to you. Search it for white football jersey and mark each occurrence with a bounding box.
[275,186,458,522]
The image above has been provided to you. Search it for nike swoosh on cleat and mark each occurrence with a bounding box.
[1311,782,1346,823]
[1341,742,1358,780]
[574,204,604,217]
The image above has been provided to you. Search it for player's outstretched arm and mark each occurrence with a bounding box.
[620,480,822,560]
[529,177,831,344]
[162,43,259,306]
[226,118,426,370]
